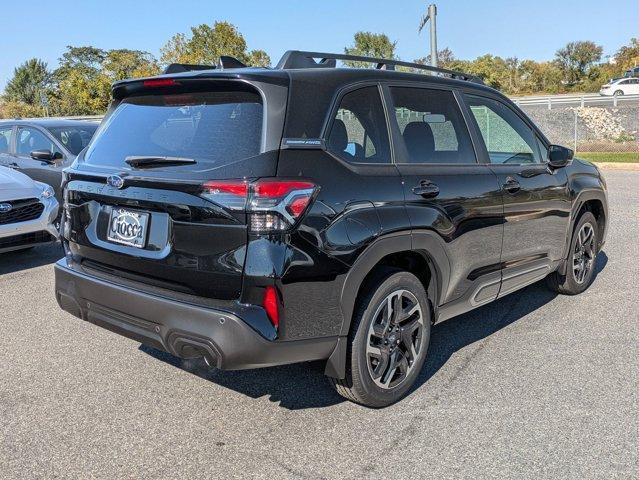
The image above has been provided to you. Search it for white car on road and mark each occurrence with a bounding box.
[600,77,639,96]
[0,166,59,253]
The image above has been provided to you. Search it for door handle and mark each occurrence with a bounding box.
[412,180,440,198]
[503,177,521,193]
[7,162,19,170]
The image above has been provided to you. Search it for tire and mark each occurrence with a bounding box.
[546,211,599,295]
[330,269,431,407]
[614,90,624,96]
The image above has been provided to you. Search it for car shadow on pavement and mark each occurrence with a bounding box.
[0,242,64,275]
[141,252,608,410]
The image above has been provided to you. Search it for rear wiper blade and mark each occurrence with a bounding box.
[125,156,197,168]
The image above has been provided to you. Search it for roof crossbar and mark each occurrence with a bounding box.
[276,50,483,84]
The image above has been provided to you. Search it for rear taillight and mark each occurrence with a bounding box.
[201,180,249,211]
[249,179,316,232]
[201,179,317,232]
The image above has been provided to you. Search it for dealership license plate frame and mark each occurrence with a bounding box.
[106,207,150,249]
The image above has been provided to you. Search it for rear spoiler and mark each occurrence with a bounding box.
[163,56,249,74]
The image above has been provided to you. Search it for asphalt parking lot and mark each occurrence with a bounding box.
[1,170,637,479]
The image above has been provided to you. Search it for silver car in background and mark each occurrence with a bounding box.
[0,166,59,253]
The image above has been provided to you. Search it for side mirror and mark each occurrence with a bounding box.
[30,150,62,163]
[547,145,573,168]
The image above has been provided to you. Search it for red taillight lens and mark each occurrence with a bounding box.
[286,195,311,217]
[253,180,315,198]
[263,286,280,329]
[200,178,317,232]
[143,78,177,88]
[201,180,249,210]
[249,179,316,232]
[202,180,249,196]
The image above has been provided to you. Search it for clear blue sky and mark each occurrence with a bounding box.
[2,0,636,88]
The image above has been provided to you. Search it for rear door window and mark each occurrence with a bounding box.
[326,86,391,164]
[84,90,263,171]
[389,87,477,164]
[47,125,98,155]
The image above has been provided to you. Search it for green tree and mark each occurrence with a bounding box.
[613,38,639,73]
[519,60,563,94]
[102,49,160,80]
[160,21,271,67]
[50,68,111,116]
[47,45,160,116]
[246,49,271,68]
[554,41,603,85]
[56,46,106,78]
[464,54,510,90]
[4,58,50,106]
[414,47,456,69]
[344,32,396,67]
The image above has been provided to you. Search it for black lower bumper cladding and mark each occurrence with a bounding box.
[54,259,336,370]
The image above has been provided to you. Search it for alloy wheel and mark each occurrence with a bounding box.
[365,289,425,389]
[573,223,596,284]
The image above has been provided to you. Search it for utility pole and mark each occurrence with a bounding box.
[419,4,438,67]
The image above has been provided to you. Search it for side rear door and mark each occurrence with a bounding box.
[14,126,66,197]
[384,84,504,312]
[462,93,572,297]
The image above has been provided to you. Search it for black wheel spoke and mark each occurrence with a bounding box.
[572,222,596,285]
[366,289,425,390]
[380,350,400,387]
[370,348,390,380]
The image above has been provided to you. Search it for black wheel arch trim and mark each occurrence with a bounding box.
[558,188,608,275]
[324,229,450,378]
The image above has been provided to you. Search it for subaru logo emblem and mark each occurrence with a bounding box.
[0,203,12,213]
[107,175,125,189]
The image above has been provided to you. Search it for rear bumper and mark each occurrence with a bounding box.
[54,259,337,370]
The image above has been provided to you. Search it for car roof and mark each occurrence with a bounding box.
[0,118,99,128]
[113,65,499,97]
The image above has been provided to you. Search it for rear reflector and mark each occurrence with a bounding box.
[263,286,280,329]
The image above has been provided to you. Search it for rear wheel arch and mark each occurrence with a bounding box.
[325,231,449,379]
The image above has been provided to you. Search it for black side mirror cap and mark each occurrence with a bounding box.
[547,144,573,168]
[30,150,62,163]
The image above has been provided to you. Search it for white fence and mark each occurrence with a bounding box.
[512,93,639,109]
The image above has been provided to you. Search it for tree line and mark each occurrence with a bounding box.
[1,21,638,118]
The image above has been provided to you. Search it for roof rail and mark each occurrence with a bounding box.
[276,50,484,84]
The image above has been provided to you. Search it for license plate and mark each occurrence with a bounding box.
[107,207,149,249]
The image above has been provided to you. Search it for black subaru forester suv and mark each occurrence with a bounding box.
[55,51,608,407]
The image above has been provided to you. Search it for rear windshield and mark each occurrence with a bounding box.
[84,90,263,170]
